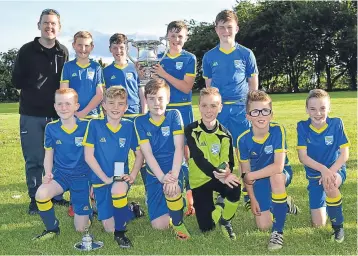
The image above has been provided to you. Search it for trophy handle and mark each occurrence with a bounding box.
[159,37,169,61]
[127,39,138,64]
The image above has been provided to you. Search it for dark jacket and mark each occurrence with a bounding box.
[12,37,69,117]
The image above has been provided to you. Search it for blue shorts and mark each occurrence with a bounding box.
[218,104,249,147]
[253,167,292,212]
[307,167,346,209]
[167,104,194,128]
[53,170,91,216]
[145,166,185,221]
[92,181,131,221]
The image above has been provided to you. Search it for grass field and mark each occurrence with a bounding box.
[0,92,356,255]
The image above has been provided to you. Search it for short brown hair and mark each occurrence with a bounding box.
[215,10,238,26]
[73,31,93,45]
[55,88,78,103]
[39,9,61,26]
[166,20,188,35]
[306,89,330,107]
[109,33,128,46]
[144,78,170,98]
[199,87,222,103]
[246,90,272,110]
[104,86,128,102]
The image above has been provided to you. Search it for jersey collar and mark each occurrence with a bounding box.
[252,132,270,144]
[219,44,236,55]
[114,62,128,70]
[309,123,328,134]
[199,119,218,133]
[60,119,79,134]
[76,60,91,69]
[166,52,182,59]
[149,114,166,126]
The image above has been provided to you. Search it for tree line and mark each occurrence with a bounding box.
[0,1,356,102]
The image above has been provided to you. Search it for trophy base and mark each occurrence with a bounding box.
[113,176,124,182]
[74,241,104,251]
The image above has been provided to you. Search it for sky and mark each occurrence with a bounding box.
[0,0,239,64]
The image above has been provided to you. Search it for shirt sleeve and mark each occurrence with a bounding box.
[296,122,307,149]
[336,118,350,148]
[130,123,140,151]
[219,131,235,172]
[44,124,54,150]
[172,110,184,135]
[185,54,197,77]
[245,50,259,78]
[237,133,249,162]
[272,125,287,153]
[134,117,149,145]
[82,120,95,147]
[60,62,70,83]
[202,53,212,79]
[96,65,105,87]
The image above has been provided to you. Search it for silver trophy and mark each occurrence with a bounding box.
[74,226,104,251]
[127,37,169,86]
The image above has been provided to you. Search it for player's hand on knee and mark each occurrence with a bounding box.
[224,173,241,188]
[164,182,179,197]
[122,174,135,184]
[243,172,255,185]
[250,199,261,216]
[213,170,228,180]
[104,176,113,185]
[43,172,53,184]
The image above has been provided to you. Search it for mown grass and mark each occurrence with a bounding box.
[0,91,356,255]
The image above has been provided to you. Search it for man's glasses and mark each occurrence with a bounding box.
[248,108,272,117]
[41,9,60,16]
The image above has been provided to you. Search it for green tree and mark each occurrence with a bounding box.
[0,49,19,101]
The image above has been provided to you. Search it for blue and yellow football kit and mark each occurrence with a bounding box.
[238,123,289,233]
[60,59,104,119]
[40,118,91,217]
[83,117,139,224]
[103,62,142,120]
[203,43,258,144]
[159,51,196,127]
[297,117,349,212]
[134,110,186,221]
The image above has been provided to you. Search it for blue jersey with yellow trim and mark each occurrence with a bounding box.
[202,43,258,104]
[134,109,184,171]
[297,117,349,179]
[82,117,138,184]
[44,118,89,175]
[60,59,104,118]
[103,62,141,115]
[159,51,196,104]
[237,123,289,172]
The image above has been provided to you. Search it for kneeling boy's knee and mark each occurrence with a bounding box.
[226,185,241,202]
[35,187,50,201]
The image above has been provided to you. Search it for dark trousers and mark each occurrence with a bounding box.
[192,178,241,232]
[19,115,62,200]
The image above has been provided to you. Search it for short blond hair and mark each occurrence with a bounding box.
[144,78,170,98]
[73,31,93,45]
[246,90,272,110]
[199,87,222,103]
[55,88,78,103]
[104,86,127,102]
[306,89,330,107]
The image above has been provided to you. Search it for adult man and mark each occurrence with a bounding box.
[12,9,69,215]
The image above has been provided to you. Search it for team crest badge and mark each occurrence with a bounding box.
[234,60,245,69]
[176,62,183,70]
[325,135,334,145]
[86,69,95,80]
[75,137,83,147]
[119,138,126,148]
[264,145,273,154]
[211,144,220,155]
[126,73,133,79]
[161,126,170,137]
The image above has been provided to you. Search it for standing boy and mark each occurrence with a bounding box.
[60,31,104,119]
[185,87,241,240]
[152,20,197,215]
[297,89,349,243]
[33,88,91,241]
[134,78,190,240]
[83,86,144,248]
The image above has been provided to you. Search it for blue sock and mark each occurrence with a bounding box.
[326,193,344,226]
[36,199,59,231]
[166,194,184,226]
[53,194,63,201]
[271,192,288,233]
[112,193,130,232]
